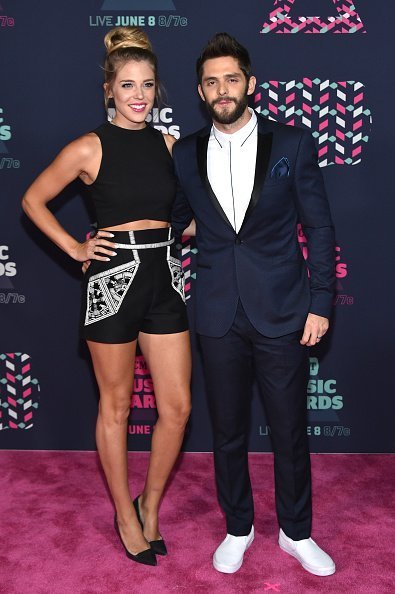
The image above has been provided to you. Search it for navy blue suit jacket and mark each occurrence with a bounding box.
[172,116,335,338]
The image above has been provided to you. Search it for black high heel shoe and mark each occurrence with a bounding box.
[133,496,168,556]
[114,515,157,565]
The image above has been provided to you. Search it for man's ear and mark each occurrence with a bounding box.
[198,84,206,102]
[247,76,257,96]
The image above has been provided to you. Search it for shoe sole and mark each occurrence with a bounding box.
[279,539,335,577]
[213,534,255,574]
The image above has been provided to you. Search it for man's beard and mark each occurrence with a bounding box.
[205,89,249,125]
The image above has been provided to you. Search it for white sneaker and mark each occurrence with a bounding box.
[278,528,336,576]
[213,526,254,573]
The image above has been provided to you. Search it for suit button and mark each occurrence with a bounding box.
[235,237,242,245]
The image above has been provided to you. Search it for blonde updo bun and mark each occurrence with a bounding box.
[102,27,161,112]
[104,26,152,55]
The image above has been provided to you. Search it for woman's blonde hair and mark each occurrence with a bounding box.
[103,27,160,110]
[104,26,152,55]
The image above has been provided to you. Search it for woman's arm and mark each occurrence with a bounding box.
[22,134,116,262]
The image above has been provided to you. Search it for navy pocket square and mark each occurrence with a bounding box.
[270,156,290,179]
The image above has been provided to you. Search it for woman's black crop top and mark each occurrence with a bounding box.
[88,122,177,228]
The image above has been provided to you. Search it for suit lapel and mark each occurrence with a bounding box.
[239,129,273,234]
[196,121,273,233]
[196,133,234,229]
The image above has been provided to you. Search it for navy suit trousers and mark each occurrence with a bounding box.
[199,301,312,540]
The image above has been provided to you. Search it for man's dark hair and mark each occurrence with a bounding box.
[196,32,252,83]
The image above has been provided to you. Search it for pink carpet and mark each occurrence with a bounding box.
[1,452,394,593]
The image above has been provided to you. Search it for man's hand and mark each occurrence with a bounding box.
[300,313,329,346]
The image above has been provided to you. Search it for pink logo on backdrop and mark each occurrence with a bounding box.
[0,2,15,27]
[261,0,366,34]
[0,2,15,28]
[129,355,157,435]
[0,353,40,430]
[255,79,372,167]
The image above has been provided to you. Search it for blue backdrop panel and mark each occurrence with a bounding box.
[0,1,393,452]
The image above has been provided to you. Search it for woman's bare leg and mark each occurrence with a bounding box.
[87,340,149,554]
[137,330,191,541]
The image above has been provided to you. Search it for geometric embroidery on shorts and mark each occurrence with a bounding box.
[85,259,140,325]
[167,253,186,304]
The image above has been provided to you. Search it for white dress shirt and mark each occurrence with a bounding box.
[207,108,258,232]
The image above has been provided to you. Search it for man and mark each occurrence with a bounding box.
[172,33,336,576]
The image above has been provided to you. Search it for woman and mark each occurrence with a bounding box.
[22,27,191,566]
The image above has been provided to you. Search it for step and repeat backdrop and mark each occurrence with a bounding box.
[0,1,393,452]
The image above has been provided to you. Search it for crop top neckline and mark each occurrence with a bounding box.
[105,121,151,134]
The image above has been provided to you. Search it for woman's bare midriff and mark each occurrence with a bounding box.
[101,219,170,232]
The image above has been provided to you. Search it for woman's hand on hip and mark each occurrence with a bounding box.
[71,230,117,262]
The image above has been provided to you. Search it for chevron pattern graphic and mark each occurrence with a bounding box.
[0,353,40,430]
[254,79,372,167]
[180,235,198,300]
[261,0,366,34]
